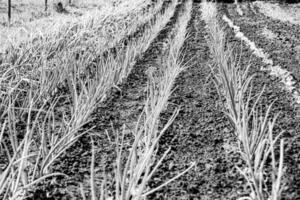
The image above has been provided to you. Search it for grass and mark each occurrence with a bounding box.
[0,0,120,26]
[0,0,186,198]
[253,1,300,25]
[0,0,159,53]
[201,1,285,200]
[0,87,68,199]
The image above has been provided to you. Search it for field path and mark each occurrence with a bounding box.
[148,2,245,199]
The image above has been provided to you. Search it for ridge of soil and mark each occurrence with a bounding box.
[219,3,300,199]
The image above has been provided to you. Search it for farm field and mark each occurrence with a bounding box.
[0,0,300,199]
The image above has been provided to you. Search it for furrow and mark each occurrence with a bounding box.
[147,2,244,199]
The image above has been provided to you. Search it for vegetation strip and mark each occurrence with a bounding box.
[0,0,153,54]
[203,2,285,200]
[102,0,174,62]
[105,3,195,198]
[88,0,195,199]
[100,0,167,58]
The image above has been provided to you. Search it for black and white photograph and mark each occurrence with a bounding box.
[0,0,299,199]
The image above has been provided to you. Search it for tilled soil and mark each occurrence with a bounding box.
[219,3,300,200]
[26,2,300,200]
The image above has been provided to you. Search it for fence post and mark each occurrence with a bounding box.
[8,0,11,25]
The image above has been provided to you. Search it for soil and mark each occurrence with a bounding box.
[147,2,245,199]
[23,1,300,200]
